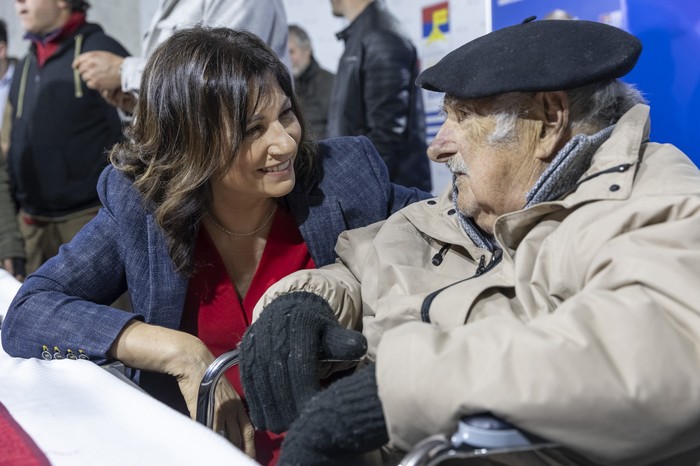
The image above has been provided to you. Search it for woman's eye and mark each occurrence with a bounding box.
[281,107,296,120]
[245,125,261,137]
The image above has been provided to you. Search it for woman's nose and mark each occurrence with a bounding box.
[267,122,297,157]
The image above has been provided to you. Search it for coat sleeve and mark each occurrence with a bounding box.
[1,167,139,364]
[120,56,146,95]
[252,222,384,330]
[376,199,700,464]
[361,31,419,176]
[203,0,289,63]
[0,154,24,260]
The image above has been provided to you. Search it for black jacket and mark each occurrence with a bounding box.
[327,2,431,191]
[295,57,334,140]
[7,22,128,218]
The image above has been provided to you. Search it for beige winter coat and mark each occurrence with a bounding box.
[254,105,700,465]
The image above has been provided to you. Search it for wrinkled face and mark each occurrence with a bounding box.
[212,81,302,204]
[14,0,67,35]
[287,36,311,78]
[428,97,546,233]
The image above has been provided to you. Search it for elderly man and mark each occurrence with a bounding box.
[239,19,700,466]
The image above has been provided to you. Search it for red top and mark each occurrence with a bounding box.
[182,205,315,466]
[30,11,87,67]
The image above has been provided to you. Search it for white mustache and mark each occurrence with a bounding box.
[447,157,469,175]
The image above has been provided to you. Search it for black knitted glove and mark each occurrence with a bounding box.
[278,363,389,466]
[239,291,367,433]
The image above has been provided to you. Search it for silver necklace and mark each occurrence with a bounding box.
[206,206,277,237]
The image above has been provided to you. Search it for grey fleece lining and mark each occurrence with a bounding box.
[525,125,614,207]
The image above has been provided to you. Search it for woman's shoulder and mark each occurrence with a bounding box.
[97,165,148,219]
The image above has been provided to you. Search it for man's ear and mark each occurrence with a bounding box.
[534,91,569,161]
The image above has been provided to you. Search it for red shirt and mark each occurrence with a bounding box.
[29,12,86,68]
[182,205,315,466]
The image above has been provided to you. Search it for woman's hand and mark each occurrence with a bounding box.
[110,321,256,458]
[173,337,256,458]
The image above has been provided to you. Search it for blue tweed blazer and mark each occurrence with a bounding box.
[2,137,431,363]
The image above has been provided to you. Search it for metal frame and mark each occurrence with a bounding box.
[195,349,240,428]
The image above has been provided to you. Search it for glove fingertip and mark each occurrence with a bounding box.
[322,327,367,360]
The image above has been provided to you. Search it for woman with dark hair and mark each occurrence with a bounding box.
[1,27,430,465]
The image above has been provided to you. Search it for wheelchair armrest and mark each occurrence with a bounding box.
[195,348,240,429]
[452,413,535,449]
[399,413,558,466]
[195,349,361,432]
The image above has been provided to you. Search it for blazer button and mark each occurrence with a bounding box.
[41,345,52,360]
[53,346,64,360]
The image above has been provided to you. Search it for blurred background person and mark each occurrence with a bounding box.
[0,154,23,280]
[0,17,22,280]
[0,18,17,156]
[7,0,128,275]
[544,8,577,20]
[73,0,290,114]
[288,24,334,140]
[328,0,431,191]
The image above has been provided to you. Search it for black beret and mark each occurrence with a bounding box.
[416,19,642,99]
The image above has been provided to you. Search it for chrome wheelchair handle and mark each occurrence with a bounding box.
[195,349,360,432]
[195,349,240,428]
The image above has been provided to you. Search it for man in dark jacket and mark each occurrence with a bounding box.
[8,0,128,274]
[0,19,24,280]
[328,0,432,191]
[288,24,334,140]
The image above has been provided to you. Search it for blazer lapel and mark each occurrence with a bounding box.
[287,189,346,267]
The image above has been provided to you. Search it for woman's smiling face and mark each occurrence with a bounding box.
[211,80,302,204]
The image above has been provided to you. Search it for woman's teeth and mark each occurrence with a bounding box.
[264,160,291,172]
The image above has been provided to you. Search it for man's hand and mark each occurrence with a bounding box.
[73,51,124,92]
[279,363,388,466]
[101,88,137,114]
[239,291,367,433]
[2,257,25,281]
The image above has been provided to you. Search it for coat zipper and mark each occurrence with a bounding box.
[420,247,502,323]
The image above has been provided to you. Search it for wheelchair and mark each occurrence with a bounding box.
[196,349,559,465]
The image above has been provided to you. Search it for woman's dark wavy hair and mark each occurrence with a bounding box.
[110,27,317,275]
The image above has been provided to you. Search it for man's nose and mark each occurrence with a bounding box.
[427,122,457,164]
